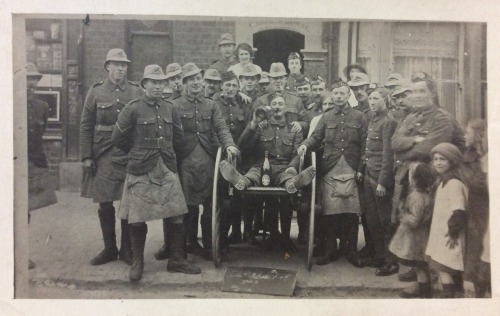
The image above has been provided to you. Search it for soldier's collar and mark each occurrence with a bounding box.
[104,78,127,91]
[185,93,204,102]
[372,109,388,121]
[269,116,287,127]
[333,104,351,114]
[142,95,159,106]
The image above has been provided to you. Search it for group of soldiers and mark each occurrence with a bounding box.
[27,31,470,286]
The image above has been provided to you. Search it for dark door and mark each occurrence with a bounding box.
[253,29,305,73]
[126,20,173,82]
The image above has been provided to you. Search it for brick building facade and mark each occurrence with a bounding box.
[15,16,487,191]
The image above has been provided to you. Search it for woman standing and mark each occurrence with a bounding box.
[112,65,201,281]
[363,87,399,275]
[227,43,262,81]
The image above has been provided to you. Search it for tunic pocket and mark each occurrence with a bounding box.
[136,118,156,138]
[331,174,357,198]
[96,102,115,123]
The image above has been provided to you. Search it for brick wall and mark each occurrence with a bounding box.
[82,19,126,94]
[172,20,235,69]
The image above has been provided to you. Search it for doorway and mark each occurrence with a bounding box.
[253,29,305,73]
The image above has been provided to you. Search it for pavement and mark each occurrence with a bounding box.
[27,191,475,298]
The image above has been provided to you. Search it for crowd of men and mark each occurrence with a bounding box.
[26,32,489,297]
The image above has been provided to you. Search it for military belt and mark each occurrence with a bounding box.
[133,137,168,149]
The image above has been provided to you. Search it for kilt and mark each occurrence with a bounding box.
[118,159,188,224]
[179,143,215,205]
[28,162,57,211]
[81,147,127,203]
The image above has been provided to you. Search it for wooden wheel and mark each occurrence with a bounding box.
[211,147,223,268]
[306,152,316,271]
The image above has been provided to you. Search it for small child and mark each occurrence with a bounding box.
[425,143,468,298]
[389,162,436,298]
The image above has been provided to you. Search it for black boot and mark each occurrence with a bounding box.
[440,284,456,298]
[317,222,338,266]
[90,207,118,265]
[118,219,133,265]
[129,224,147,282]
[297,208,309,246]
[185,207,203,254]
[398,267,417,282]
[154,219,170,260]
[200,210,213,260]
[167,223,201,274]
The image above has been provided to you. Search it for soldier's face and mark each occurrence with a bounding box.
[296,84,311,103]
[288,59,301,74]
[143,79,166,99]
[185,73,204,96]
[331,86,350,107]
[312,83,325,102]
[269,76,286,92]
[204,79,220,95]
[241,76,258,92]
[270,96,286,119]
[219,44,235,59]
[168,74,183,92]
[368,91,387,113]
[395,91,412,111]
[411,81,435,109]
[259,82,270,94]
[221,79,239,98]
[238,49,251,65]
[107,61,128,82]
[351,84,368,103]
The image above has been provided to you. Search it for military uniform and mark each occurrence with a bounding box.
[80,78,143,202]
[213,92,252,143]
[209,59,238,75]
[253,91,309,132]
[363,109,398,265]
[285,72,302,92]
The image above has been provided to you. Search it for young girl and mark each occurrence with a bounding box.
[389,162,436,298]
[425,143,468,298]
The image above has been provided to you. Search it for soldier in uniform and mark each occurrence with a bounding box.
[26,62,58,269]
[112,65,201,281]
[80,48,143,266]
[286,52,303,92]
[238,63,261,103]
[347,72,375,264]
[392,83,414,120]
[384,73,406,121]
[172,63,239,258]
[203,68,221,98]
[298,79,368,266]
[310,76,326,105]
[209,33,238,75]
[258,72,271,96]
[163,63,183,101]
[219,92,316,252]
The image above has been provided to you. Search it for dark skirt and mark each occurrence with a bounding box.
[81,148,127,203]
[28,163,57,211]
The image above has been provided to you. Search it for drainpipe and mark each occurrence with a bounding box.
[327,22,334,86]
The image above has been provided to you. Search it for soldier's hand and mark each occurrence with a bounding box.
[226,146,240,158]
[376,184,387,197]
[290,121,302,134]
[414,136,425,144]
[251,109,266,126]
[297,145,307,157]
[356,172,363,182]
[239,92,252,104]
[82,158,96,175]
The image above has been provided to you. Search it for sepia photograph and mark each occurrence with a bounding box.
[5,0,500,314]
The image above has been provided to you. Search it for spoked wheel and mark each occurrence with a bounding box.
[211,148,223,268]
[306,152,317,271]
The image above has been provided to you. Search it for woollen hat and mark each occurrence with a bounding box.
[218,33,236,46]
[103,48,131,70]
[140,64,168,88]
[220,71,238,83]
[165,63,182,79]
[294,75,310,88]
[430,142,463,165]
[267,92,283,104]
[330,78,349,90]
[204,68,221,81]
[26,62,42,79]
[268,63,288,78]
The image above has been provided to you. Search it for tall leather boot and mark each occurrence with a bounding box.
[90,206,118,265]
[357,214,374,259]
[129,224,147,282]
[167,223,201,274]
[297,207,309,246]
[185,206,202,254]
[118,219,133,265]
[317,216,338,265]
[154,219,170,260]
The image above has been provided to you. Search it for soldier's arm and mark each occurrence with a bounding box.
[289,130,304,171]
[357,114,368,174]
[238,122,259,152]
[212,101,237,150]
[295,99,309,133]
[79,88,97,161]
[378,119,398,188]
[397,113,454,161]
[171,105,185,159]
[112,102,134,154]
